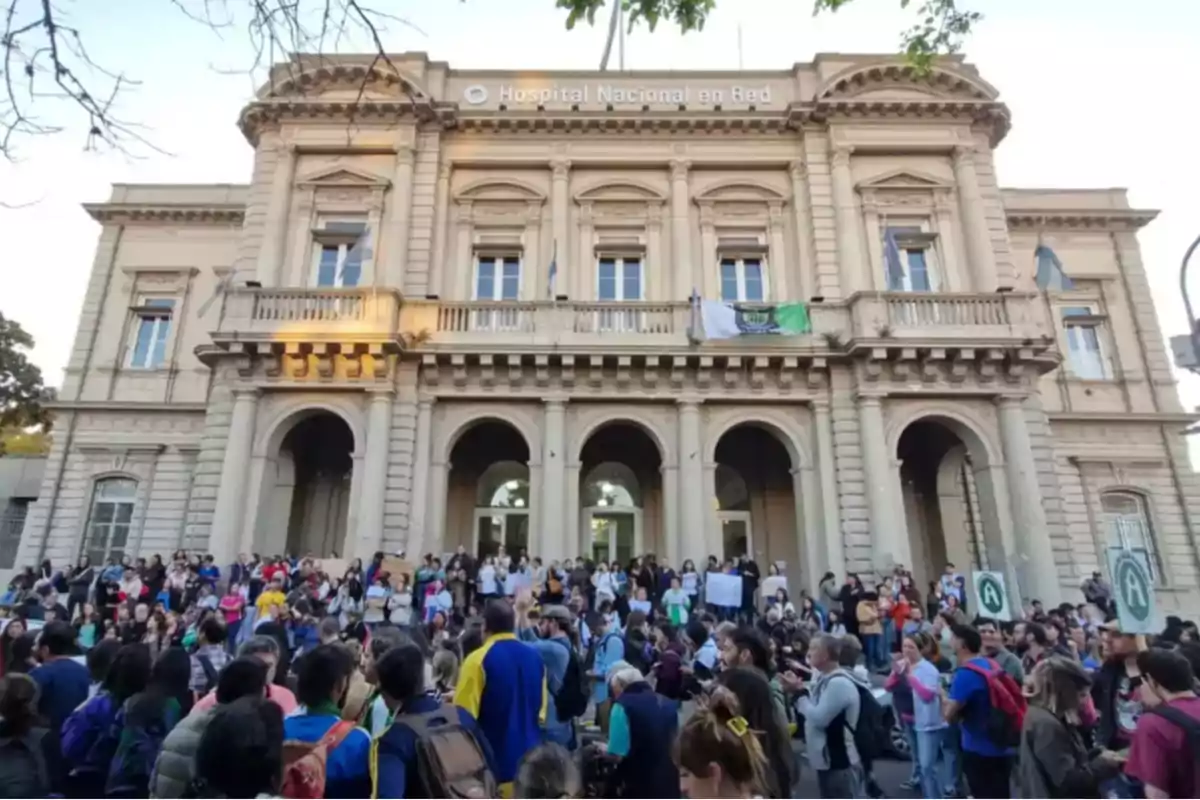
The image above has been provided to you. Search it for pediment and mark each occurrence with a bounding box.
[297,166,391,188]
[575,180,666,203]
[261,63,426,102]
[817,63,998,103]
[695,180,787,204]
[455,178,546,203]
[857,169,951,191]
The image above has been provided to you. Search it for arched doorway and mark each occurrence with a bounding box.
[897,418,997,593]
[446,421,532,559]
[276,412,355,557]
[578,424,663,563]
[713,425,798,571]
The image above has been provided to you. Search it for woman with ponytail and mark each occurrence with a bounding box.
[677,684,771,799]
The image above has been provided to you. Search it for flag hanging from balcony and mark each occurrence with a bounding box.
[1034,243,1074,291]
[547,240,559,300]
[699,300,811,339]
[883,226,906,290]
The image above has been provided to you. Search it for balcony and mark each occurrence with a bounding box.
[846,291,1048,348]
[213,287,403,346]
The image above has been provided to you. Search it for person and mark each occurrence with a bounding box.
[717,666,795,799]
[189,695,285,799]
[677,684,771,799]
[371,641,497,798]
[587,610,626,730]
[67,556,95,620]
[29,620,90,792]
[599,665,679,798]
[190,635,298,715]
[793,633,862,798]
[1017,657,1123,798]
[1092,623,1146,755]
[282,643,372,798]
[890,632,950,799]
[189,617,230,700]
[0,673,53,798]
[150,656,270,798]
[455,599,548,789]
[513,742,581,800]
[515,597,577,749]
[106,647,190,797]
[944,624,1014,799]
[1125,647,1200,799]
[976,617,1024,684]
[359,625,410,737]
[218,582,245,651]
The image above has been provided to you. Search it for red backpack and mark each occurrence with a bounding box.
[962,658,1026,748]
[281,720,355,799]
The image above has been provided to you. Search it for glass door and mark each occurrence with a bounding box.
[718,511,752,563]
[586,511,637,565]
[475,511,529,559]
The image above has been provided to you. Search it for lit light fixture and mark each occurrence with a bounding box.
[514,498,526,508]
[505,480,519,490]
[601,481,613,493]
[597,498,608,507]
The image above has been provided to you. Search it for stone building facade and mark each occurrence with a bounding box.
[16,52,1200,612]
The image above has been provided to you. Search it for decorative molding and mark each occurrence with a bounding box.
[296,165,391,188]
[83,203,245,224]
[1006,210,1159,231]
[816,62,998,102]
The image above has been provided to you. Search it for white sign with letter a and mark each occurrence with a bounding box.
[972,571,1011,621]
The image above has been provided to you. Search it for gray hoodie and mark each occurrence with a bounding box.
[796,667,863,771]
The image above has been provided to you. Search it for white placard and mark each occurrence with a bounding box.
[705,572,743,608]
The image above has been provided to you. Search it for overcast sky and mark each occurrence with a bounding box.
[2,0,1197,429]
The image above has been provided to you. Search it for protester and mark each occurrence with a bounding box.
[514,742,581,800]
[190,696,284,798]
[793,633,863,798]
[0,673,52,798]
[600,665,680,797]
[677,684,770,799]
[1126,647,1200,799]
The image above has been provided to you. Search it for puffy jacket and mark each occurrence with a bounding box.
[149,707,213,799]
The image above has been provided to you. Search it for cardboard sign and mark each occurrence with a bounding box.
[380,556,414,588]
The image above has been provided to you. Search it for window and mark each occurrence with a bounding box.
[1101,491,1162,583]
[82,478,137,565]
[474,255,522,301]
[312,218,369,288]
[597,257,643,301]
[720,257,767,303]
[0,499,30,569]
[883,225,939,292]
[1061,305,1111,380]
[129,298,175,369]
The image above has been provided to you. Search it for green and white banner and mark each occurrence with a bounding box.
[699,301,811,339]
[1107,548,1158,634]
[972,571,1012,621]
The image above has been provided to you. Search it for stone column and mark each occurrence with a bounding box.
[255,142,297,286]
[670,159,692,300]
[565,462,582,557]
[862,200,884,291]
[768,202,790,300]
[408,397,435,553]
[524,201,544,302]
[551,158,571,298]
[996,394,1061,605]
[433,162,452,297]
[953,146,999,292]
[355,389,393,557]
[789,161,817,302]
[661,463,681,563]
[857,392,910,575]
[453,204,473,301]
[793,467,822,593]
[646,205,664,300]
[577,203,594,301]
[540,399,567,561]
[211,389,260,564]
[701,461,720,561]
[698,204,718,301]
[677,400,705,565]
[421,459,449,558]
[831,146,868,294]
[384,147,415,288]
[813,400,845,579]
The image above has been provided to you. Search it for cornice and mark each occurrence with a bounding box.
[1049,411,1200,425]
[238,99,457,145]
[454,110,793,135]
[799,99,1011,146]
[84,203,245,224]
[1006,209,1159,231]
[47,400,209,413]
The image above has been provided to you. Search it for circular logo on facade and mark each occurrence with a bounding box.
[977,573,1006,616]
[463,84,488,105]
[1113,552,1152,624]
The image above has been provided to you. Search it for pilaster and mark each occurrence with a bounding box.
[212,388,260,564]
[551,158,571,298]
[355,389,394,557]
[384,146,415,288]
[953,146,998,292]
[831,146,868,293]
[670,159,692,300]
[788,161,817,302]
[677,398,704,566]
[540,398,567,561]
[255,142,297,286]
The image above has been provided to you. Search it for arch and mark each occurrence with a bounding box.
[887,404,1001,467]
[695,179,788,204]
[437,407,540,465]
[263,63,427,101]
[254,396,364,459]
[816,62,998,101]
[476,461,531,508]
[704,407,809,468]
[575,178,667,203]
[571,410,673,465]
[453,177,546,203]
[582,462,642,508]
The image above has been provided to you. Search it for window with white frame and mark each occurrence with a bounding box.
[1060,304,1111,380]
[883,224,940,292]
[129,297,175,369]
[83,478,137,565]
[312,217,370,288]
[597,256,643,301]
[719,256,767,303]
[1101,491,1163,583]
[473,254,522,301]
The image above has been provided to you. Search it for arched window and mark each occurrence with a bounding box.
[715,464,749,511]
[1101,491,1162,583]
[83,478,137,565]
[582,462,641,508]
[476,461,530,509]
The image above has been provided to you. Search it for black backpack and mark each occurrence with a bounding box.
[196,654,219,696]
[835,675,888,764]
[550,638,588,720]
[0,730,50,799]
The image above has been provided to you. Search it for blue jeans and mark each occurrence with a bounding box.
[903,721,922,783]
[862,633,884,669]
[943,723,962,795]
[915,727,951,799]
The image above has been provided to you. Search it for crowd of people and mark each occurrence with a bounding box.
[0,546,1197,799]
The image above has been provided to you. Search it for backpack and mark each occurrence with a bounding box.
[549,638,589,720]
[834,675,889,763]
[0,731,50,799]
[962,658,1027,749]
[1145,704,1200,758]
[393,705,497,799]
[281,719,354,799]
[195,654,219,696]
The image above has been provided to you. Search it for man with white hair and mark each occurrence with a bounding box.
[600,663,680,797]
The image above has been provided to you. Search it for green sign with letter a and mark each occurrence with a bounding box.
[972,570,1011,621]
[1106,548,1158,634]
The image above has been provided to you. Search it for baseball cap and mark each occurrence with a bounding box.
[541,605,572,624]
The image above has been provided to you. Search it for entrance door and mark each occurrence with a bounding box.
[718,510,752,563]
[474,510,530,559]
[583,509,639,565]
